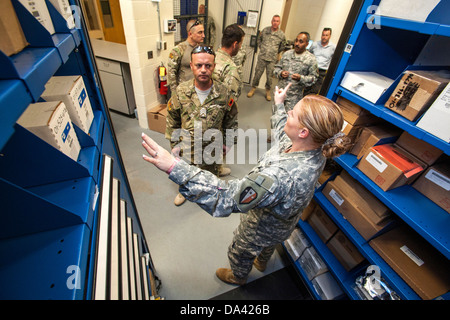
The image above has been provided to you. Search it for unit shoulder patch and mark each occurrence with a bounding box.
[234,173,275,212]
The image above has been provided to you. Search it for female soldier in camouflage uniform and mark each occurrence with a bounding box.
[142,83,352,285]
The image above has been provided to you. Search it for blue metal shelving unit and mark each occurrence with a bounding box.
[287,0,450,300]
[0,0,156,299]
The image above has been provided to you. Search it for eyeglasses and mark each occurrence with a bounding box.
[192,46,215,56]
[189,20,202,31]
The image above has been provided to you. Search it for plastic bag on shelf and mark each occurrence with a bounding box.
[354,266,401,300]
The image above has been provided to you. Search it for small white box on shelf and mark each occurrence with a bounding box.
[19,0,55,34]
[417,82,450,143]
[341,71,394,104]
[42,75,94,134]
[299,247,328,280]
[17,101,81,161]
[311,272,345,300]
[284,228,311,260]
[48,0,76,29]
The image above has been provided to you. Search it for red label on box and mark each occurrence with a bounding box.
[372,144,424,178]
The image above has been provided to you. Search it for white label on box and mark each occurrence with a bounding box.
[329,189,344,206]
[425,169,450,191]
[286,239,299,258]
[366,152,388,173]
[400,245,424,267]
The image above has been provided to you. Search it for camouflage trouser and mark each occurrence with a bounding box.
[227,221,277,279]
[251,58,276,90]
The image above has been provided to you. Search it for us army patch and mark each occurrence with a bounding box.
[234,173,274,212]
[239,187,257,204]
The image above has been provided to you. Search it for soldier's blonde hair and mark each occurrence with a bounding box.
[297,94,352,158]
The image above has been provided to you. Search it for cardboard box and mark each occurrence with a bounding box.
[385,70,450,121]
[299,247,328,280]
[334,171,392,225]
[284,228,310,260]
[341,121,362,145]
[42,75,94,134]
[0,0,28,56]
[311,272,345,300]
[341,71,394,103]
[147,104,168,134]
[326,231,366,271]
[350,123,401,159]
[395,131,443,166]
[48,0,75,29]
[370,225,450,299]
[336,97,379,126]
[19,0,55,35]
[17,101,81,161]
[417,83,450,143]
[357,144,427,191]
[323,180,393,240]
[307,204,339,243]
[413,162,450,213]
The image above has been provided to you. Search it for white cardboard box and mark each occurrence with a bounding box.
[17,101,81,161]
[341,71,394,104]
[284,228,311,260]
[375,0,440,23]
[42,75,94,134]
[417,82,450,142]
[49,0,75,29]
[299,247,328,280]
[311,272,345,300]
[19,0,55,34]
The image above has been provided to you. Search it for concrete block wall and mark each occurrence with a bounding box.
[119,0,175,129]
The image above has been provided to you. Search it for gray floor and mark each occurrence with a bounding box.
[110,84,287,300]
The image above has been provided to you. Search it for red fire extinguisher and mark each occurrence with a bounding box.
[158,63,168,96]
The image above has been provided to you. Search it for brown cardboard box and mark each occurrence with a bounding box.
[337,97,379,126]
[307,205,339,243]
[385,70,450,121]
[413,162,450,213]
[370,225,450,299]
[323,180,393,240]
[342,121,362,145]
[327,231,366,271]
[350,124,401,159]
[147,104,168,134]
[357,144,427,191]
[0,0,28,56]
[395,131,443,166]
[334,171,391,225]
[300,199,317,221]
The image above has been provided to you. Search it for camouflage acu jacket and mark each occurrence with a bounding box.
[257,26,286,62]
[274,49,319,110]
[167,41,195,93]
[168,101,326,245]
[165,79,238,151]
[212,48,243,100]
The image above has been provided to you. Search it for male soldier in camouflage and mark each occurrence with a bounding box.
[247,15,286,101]
[274,32,319,111]
[212,24,245,177]
[167,20,205,95]
[165,46,238,206]
[142,84,352,285]
[199,4,216,49]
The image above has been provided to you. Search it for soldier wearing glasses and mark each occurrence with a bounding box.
[165,46,238,206]
[167,20,205,95]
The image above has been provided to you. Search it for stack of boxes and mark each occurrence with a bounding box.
[17,76,94,161]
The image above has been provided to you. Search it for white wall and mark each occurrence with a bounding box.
[119,0,175,128]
